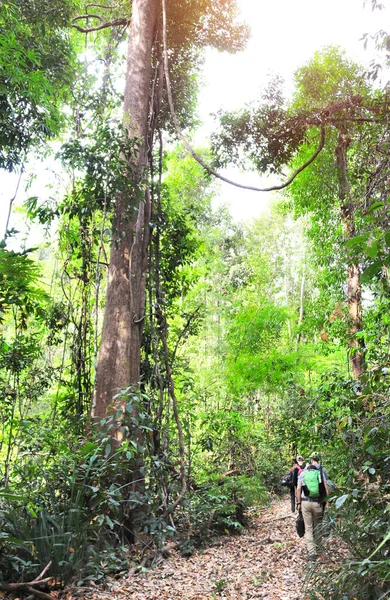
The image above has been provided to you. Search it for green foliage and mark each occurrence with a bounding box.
[159,0,249,132]
[0,441,130,583]
[292,46,368,109]
[211,76,306,174]
[0,389,156,584]
[157,146,214,305]
[35,121,141,225]
[225,299,296,393]
[343,206,390,286]
[3,23,390,599]
[304,366,390,599]
[177,475,267,554]
[0,247,49,324]
[0,0,76,170]
[167,0,248,54]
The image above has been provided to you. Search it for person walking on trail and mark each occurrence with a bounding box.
[289,455,304,513]
[296,451,329,559]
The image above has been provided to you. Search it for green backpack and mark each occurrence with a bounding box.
[303,467,320,497]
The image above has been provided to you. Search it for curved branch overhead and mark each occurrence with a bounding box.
[71,16,128,33]
[72,13,105,23]
[161,0,326,193]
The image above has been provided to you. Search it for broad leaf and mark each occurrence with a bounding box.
[335,494,349,509]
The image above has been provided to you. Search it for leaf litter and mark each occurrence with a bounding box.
[64,497,346,600]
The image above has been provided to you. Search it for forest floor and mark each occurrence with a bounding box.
[67,496,343,600]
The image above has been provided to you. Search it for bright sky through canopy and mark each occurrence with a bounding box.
[0,0,388,235]
[198,0,388,220]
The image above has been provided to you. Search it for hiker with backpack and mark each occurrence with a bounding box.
[296,451,329,560]
[290,455,304,513]
[280,455,305,512]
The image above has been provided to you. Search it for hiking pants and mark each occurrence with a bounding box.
[302,500,324,556]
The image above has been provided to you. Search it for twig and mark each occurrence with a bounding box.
[217,469,241,485]
[73,13,105,23]
[86,2,122,9]
[171,306,202,365]
[31,561,53,584]
[4,166,24,238]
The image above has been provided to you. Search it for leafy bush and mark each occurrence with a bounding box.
[304,367,390,599]
[0,440,133,584]
[176,475,268,555]
[0,391,156,585]
[255,445,288,490]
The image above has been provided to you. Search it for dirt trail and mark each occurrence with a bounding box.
[76,497,310,600]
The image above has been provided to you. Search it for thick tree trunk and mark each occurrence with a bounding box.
[336,131,365,379]
[93,0,158,418]
[92,0,158,543]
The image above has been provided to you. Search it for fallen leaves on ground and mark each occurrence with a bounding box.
[64,497,346,600]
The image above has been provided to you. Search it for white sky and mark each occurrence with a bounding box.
[0,0,388,241]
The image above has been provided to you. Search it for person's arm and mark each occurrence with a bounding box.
[324,478,329,507]
[296,481,302,512]
[321,467,330,507]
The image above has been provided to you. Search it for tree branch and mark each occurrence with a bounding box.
[31,562,53,584]
[0,577,53,592]
[26,587,54,600]
[161,0,326,193]
[72,13,105,23]
[306,117,382,126]
[72,17,128,33]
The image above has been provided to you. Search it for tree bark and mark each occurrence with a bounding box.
[336,130,365,379]
[93,0,158,418]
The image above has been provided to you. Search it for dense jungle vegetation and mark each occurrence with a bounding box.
[1,0,390,598]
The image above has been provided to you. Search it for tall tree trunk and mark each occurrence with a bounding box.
[336,130,365,379]
[92,0,158,543]
[93,0,158,418]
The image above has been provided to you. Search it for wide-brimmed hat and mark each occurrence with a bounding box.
[310,451,321,461]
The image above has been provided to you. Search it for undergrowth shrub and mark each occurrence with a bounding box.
[306,473,390,599]
[176,474,268,555]
[305,367,390,600]
[256,446,287,490]
[0,391,154,585]
[0,439,135,584]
